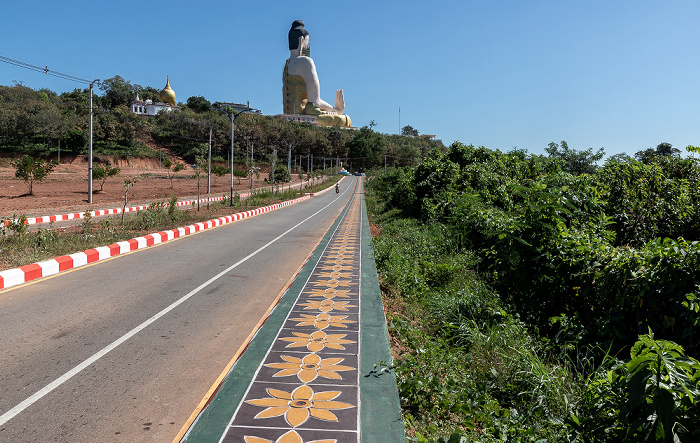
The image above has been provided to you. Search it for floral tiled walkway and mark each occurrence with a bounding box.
[220,192,364,442]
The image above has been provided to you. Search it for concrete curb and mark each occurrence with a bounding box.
[0,196,310,291]
[358,191,406,442]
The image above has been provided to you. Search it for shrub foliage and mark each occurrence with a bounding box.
[366,142,700,441]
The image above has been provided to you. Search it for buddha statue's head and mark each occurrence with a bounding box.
[288,20,310,57]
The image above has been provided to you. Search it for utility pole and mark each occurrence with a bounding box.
[207,126,212,194]
[270,146,277,188]
[214,106,259,206]
[287,143,292,192]
[250,141,254,193]
[245,137,250,191]
[88,79,99,204]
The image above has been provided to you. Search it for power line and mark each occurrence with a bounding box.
[0,54,94,85]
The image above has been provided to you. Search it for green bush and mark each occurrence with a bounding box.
[92,164,121,191]
[366,144,700,442]
[12,155,58,195]
[272,163,291,183]
[571,331,700,442]
[596,158,700,246]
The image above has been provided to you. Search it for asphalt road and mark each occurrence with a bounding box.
[0,178,358,443]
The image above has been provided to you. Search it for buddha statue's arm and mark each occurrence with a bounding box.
[290,56,345,115]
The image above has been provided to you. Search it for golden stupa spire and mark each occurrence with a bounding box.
[160,76,176,107]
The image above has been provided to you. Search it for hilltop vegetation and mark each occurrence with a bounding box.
[366,142,700,442]
[0,79,443,170]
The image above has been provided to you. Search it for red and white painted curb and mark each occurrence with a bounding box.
[1,194,248,227]
[0,195,310,291]
[2,178,316,227]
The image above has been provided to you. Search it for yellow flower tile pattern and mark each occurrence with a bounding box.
[265,354,353,384]
[221,189,363,442]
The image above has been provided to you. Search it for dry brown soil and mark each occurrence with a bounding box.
[0,156,295,218]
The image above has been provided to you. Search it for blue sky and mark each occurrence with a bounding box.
[1,1,698,157]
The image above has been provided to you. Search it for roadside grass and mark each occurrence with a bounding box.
[366,186,577,442]
[0,178,340,272]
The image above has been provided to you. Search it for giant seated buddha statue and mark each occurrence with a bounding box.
[283,20,352,128]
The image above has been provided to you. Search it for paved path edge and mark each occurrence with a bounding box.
[358,191,406,443]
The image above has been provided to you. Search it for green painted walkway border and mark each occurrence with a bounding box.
[358,190,405,443]
[180,184,404,442]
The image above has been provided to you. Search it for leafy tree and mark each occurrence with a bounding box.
[685,145,700,156]
[402,125,419,137]
[655,142,680,156]
[635,142,681,164]
[211,164,229,183]
[231,167,248,184]
[186,96,211,113]
[152,108,218,161]
[62,129,87,152]
[28,102,72,147]
[99,75,134,109]
[12,155,58,195]
[606,152,634,164]
[545,140,605,175]
[0,106,19,147]
[273,163,291,183]
[346,125,385,170]
[92,164,121,192]
[60,87,90,110]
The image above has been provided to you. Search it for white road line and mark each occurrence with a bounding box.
[0,191,348,428]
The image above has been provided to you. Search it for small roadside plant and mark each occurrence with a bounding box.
[163,158,184,188]
[82,209,94,235]
[92,165,121,192]
[274,163,291,183]
[231,167,247,184]
[12,155,58,195]
[167,194,179,220]
[122,176,138,222]
[6,214,28,236]
[133,201,167,230]
[193,151,206,211]
[211,164,229,184]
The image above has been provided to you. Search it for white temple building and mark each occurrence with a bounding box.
[130,77,181,116]
[130,95,178,116]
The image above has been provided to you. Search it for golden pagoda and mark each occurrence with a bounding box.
[159,76,176,107]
